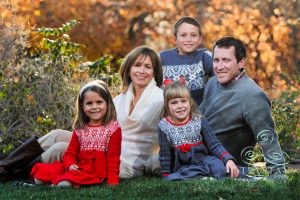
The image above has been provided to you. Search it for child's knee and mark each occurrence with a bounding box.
[206,157,227,178]
[55,180,72,187]
[41,142,69,163]
[210,164,227,178]
[145,154,161,176]
[34,178,46,185]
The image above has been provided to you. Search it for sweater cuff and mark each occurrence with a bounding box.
[64,163,74,171]
[221,152,235,164]
[107,174,119,185]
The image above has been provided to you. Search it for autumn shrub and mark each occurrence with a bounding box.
[272,85,300,158]
[0,17,85,156]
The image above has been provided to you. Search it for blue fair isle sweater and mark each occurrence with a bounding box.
[160,48,213,106]
[158,116,234,175]
[200,74,286,174]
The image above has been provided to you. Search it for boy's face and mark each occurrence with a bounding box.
[175,22,202,55]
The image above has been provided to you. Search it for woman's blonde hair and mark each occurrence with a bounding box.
[163,81,200,118]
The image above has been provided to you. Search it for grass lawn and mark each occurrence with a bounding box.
[0,169,299,200]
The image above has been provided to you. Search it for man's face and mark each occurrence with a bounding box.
[213,46,244,85]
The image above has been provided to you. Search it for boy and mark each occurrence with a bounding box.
[160,16,213,105]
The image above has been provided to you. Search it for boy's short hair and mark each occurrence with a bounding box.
[173,16,202,37]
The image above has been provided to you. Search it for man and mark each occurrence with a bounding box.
[200,36,285,177]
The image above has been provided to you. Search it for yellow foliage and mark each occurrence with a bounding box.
[36,116,44,123]
[273,8,282,16]
[4,0,299,93]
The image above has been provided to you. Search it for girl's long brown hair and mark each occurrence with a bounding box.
[73,80,116,130]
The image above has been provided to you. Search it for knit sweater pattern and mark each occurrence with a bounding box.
[160,48,213,105]
[158,117,233,175]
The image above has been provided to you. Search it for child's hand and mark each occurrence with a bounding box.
[226,160,239,178]
[69,164,81,171]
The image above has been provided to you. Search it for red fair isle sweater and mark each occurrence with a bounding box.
[31,120,122,186]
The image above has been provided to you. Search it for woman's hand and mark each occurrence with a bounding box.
[69,164,81,171]
[226,160,239,178]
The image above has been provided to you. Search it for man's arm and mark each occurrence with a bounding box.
[243,91,286,175]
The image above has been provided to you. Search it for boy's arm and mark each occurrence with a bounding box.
[202,49,214,76]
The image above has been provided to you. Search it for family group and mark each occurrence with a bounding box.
[0,16,286,188]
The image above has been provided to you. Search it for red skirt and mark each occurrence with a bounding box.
[31,161,104,186]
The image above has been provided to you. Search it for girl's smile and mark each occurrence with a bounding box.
[167,97,191,124]
[82,91,107,125]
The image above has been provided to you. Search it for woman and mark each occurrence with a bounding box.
[1,46,164,179]
[114,46,164,178]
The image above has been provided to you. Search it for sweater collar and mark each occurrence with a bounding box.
[127,78,157,115]
[173,48,199,57]
[218,68,245,86]
[217,71,249,90]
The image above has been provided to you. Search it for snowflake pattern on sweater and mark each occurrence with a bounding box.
[76,121,120,151]
[158,116,203,147]
[160,48,213,105]
[163,61,206,90]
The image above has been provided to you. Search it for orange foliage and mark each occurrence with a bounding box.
[201,0,299,93]
[3,0,300,93]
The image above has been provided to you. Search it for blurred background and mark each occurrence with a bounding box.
[3,0,300,87]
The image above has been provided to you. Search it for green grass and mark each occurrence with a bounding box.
[0,170,299,200]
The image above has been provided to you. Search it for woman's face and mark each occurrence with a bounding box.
[130,55,154,90]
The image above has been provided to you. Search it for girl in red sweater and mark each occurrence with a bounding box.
[31,80,122,187]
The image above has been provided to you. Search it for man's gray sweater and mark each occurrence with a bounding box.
[200,74,285,174]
